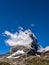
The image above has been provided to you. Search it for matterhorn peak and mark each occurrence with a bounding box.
[3,29,39,59]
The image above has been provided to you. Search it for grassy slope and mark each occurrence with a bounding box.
[0,56,49,65]
[24,56,49,65]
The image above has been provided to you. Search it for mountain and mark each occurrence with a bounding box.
[3,29,39,59]
[0,29,49,65]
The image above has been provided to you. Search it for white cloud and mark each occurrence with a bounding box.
[18,26,23,30]
[45,46,49,52]
[37,46,49,53]
[31,24,35,27]
[3,29,49,54]
[4,29,37,49]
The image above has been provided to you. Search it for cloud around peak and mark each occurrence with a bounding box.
[4,29,36,49]
[38,46,49,53]
[3,28,49,53]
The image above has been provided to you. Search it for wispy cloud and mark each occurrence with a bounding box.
[18,26,23,30]
[30,24,35,27]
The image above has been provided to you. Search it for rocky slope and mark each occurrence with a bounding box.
[0,54,49,65]
[0,47,49,65]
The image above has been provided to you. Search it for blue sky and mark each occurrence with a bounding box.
[0,0,49,54]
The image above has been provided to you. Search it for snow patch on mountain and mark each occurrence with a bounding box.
[7,50,25,59]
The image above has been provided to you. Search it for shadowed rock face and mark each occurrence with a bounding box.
[0,62,10,65]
